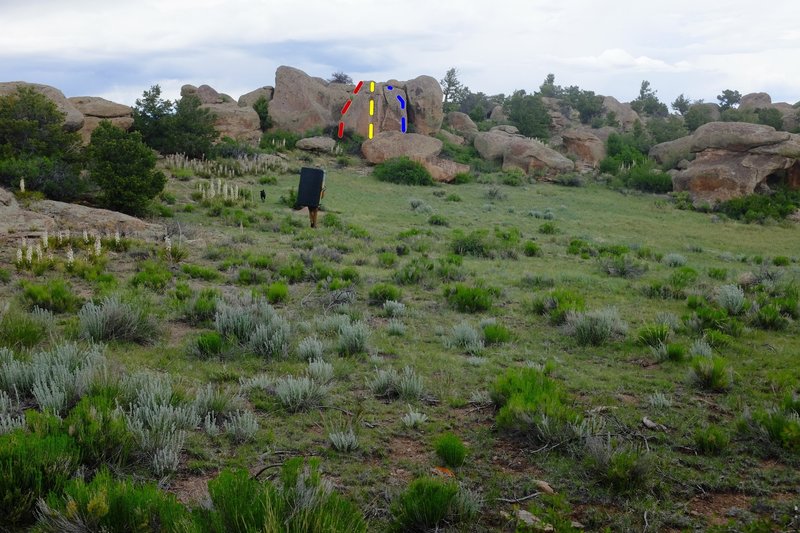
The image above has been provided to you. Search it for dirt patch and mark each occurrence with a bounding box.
[615,393,638,406]
[170,472,215,505]
[688,492,751,526]
[167,320,195,348]
[491,438,545,477]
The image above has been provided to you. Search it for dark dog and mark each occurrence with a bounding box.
[260,189,266,202]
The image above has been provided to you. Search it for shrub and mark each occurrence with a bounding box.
[695,425,730,455]
[88,120,167,215]
[444,322,484,355]
[0,431,80,527]
[0,308,52,350]
[584,438,651,492]
[393,258,434,285]
[202,460,367,533]
[21,279,81,313]
[36,468,191,532]
[401,406,428,428]
[297,336,325,360]
[529,288,586,325]
[214,297,287,346]
[428,214,449,226]
[773,255,791,267]
[538,222,558,234]
[689,355,732,392]
[274,376,330,412]
[368,283,401,305]
[386,320,406,337]
[491,367,579,441]
[64,393,133,467]
[715,284,746,315]
[564,308,628,346]
[391,477,460,532]
[523,241,542,257]
[192,331,225,358]
[337,321,370,356]
[716,189,800,223]
[382,300,406,318]
[181,263,220,281]
[368,366,424,401]
[638,323,671,348]
[182,288,219,325]
[444,284,495,313]
[78,296,157,344]
[373,157,434,185]
[266,281,289,304]
[248,318,291,359]
[377,252,397,268]
[747,409,800,453]
[223,410,259,443]
[600,255,648,278]
[307,358,334,384]
[450,229,493,258]
[434,433,467,468]
[663,253,687,267]
[622,161,672,193]
[483,322,511,345]
[708,267,729,281]
[754,304,789,330]
[131,260,172,291]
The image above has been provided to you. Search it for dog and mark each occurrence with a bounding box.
[260,189,266,202]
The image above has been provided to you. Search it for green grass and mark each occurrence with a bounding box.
[1,152,799,532]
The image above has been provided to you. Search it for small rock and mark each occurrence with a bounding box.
[642,417,667,431]
[534,480,555,495]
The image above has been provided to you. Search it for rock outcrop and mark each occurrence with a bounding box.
[562,129,606,170]
[181,84,261,143]
[474,129,575,176]
[437,130,465,146]
[738,92,772,110]
[445,112,479,142]
[671,122,800,205]
[181,84,234,104]
[296,136,336,153]
[361,131,442,163]
[238,86,274,107]
[602,96,640,131]
[0,189,162,242]
[268,67,443,137]
[68,96,133,143]
[361,131,466,183]
[0,82,84,131]
[649,135,694,165]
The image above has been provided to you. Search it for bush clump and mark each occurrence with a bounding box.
[434,433,467,468]
[491,367,579,442]
[564,308,628,346]
[373,157,434,186]
[390,477,460,532]
[21,279,81,313]
[529,288,586,325]
[694,425,730,455]
[368,283,401,305]
[443,284,496,313]
[78,296,158,344]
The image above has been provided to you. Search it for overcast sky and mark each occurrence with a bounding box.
[1,0,799,108]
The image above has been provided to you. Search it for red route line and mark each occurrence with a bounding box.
[341,100,352,115]
[338,122,345,138]
[353,80,364,95]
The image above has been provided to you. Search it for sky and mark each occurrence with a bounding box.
[1,0,799,108]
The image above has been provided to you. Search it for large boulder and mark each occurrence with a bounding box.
[69,96,133,143]
[474,130,511,161]
[342,80,406,137]
[296,136,336,153]
[503,137,575,175]
[238,86,274,107]
[200,103,261,144]
[182,84,234,104]
[739,92,772,110]
[361,131,442,163]
[562,129,605,170]
[269,66,351,134]
[420,158,470,183]
[445,112,479,142]
[437,129,465,146]
[673,122,800,205]
[691,122,790,152]
[601,96,640,131]
[773,102,800,132]
[649,135,695,166]
[404,75,444,135]
[0,82,84,131]
[489,105,508,122]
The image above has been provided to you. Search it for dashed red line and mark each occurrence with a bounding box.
[341,100,352,115]
[353,81,364,94]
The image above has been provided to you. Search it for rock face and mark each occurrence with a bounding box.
[489,105,508,122]
[649,135,694,165]
[0,82,84,131]
[437,129,465,146]
[69,96,133,143]
[404,75,444,135]
[296,136,336,153]
[361,131,442,163]
[201,103,261,143]
[268,67,443,136]
[562,129,605,170]
[602,96,640,131]
[445,112,479,142]
[269,66,350,134]
[181,84,234,105]
[672,122,800,205]
[474,129,575,176]
[739,92,772,110]
[238,87,274,107]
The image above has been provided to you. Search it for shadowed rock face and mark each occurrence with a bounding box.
[69,96,133,144]
[665,122,800,205]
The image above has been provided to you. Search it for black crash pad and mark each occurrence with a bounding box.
[295,167,325,209]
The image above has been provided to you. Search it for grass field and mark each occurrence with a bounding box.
[1,151,799,532]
